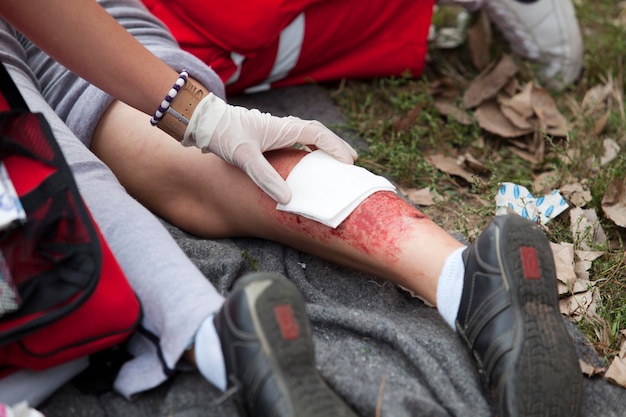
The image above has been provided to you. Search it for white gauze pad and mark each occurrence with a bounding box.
[276,150,396,228]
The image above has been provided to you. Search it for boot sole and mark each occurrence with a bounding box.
[494,215,582,417]
[234,272,358,417]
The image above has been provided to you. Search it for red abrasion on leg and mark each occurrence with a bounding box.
[261,150,429,265]
[331,191,426,263]
[267,189,427,266]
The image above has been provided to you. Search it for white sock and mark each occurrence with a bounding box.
[436,246,467,329]
[193,313,227,391]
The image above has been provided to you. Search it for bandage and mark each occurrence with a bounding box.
[277,150,396,228]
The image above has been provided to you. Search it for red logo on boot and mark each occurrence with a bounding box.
[520,246,541,279]
[274,304,300,340]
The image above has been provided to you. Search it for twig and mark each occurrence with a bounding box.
[375,373,387,417]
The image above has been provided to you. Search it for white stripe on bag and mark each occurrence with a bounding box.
[226,13,305,93]
[226,52,246,85]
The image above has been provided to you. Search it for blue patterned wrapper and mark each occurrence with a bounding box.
[495,182,569,225]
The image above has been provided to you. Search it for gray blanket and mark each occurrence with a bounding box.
[41,85,626,417]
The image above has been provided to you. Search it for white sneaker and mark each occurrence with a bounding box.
[482,0,583,89]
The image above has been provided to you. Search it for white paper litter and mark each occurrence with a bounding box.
[495,182,569,224]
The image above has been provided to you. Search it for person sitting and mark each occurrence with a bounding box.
[141,0,584,93]
[0,0,583,416]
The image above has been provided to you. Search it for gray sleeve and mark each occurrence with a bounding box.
[19,0,226,147]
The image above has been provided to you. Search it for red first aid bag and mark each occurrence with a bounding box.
[0,63,141,378]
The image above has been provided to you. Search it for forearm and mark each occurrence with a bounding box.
[0,0,177,116]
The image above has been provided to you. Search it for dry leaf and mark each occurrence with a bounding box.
[430,77,460,98]
[434,98,473,125]
[580,74,624,125]
[507,136,531,150]
[600,138,621,166]
[399,284,434,307]
[467,9,491,71]
[582,83,612,111]
[505,130,545,164]
[400,187,442,207]
[559,289,598,320]
[499,102,536,130]
[602,178,626,227]
[560,278,592,296]
[575,250,604,281]
[575,250,604,266]
[562,147,580,166]
[530,129,546,162]
[594,110,611,135]
[570,207,607,250]
[531,86,569,136]
[551,242,577,294]
[475,100,534,137]
[550,242,592,295]
[502,78,519,97]
[533,171,561,195]
[561,183,592,208]
[463,151,490,174]
[427,154,474,183]
[605,339,626,388]
[463,55,519,109]
[499,82,535,119]
[507,146,542,165]
[580,359,606,377]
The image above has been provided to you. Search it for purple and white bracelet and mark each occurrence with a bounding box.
[150,69,189,126]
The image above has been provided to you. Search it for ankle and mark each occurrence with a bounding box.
[193,312,227,391]
[436,246,467,328]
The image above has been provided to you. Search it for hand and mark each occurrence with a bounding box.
[183,93,358,204]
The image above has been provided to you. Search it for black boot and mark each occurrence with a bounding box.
[456,214,582,417]
[214,272,359,417]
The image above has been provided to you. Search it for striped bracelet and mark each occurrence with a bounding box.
[150,69,189,126]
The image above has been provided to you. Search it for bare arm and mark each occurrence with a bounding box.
[0,0,177,115]
[0,0,357,204]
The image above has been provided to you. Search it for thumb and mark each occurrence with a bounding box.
[242,155,292,204]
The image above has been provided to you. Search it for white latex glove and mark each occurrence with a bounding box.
[182,93,358,204]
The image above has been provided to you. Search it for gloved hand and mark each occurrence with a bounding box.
[183,93,358,204]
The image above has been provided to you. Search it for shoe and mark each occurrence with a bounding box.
[482,0,584,90]
[214,272,358,417]
[455,214,582,417]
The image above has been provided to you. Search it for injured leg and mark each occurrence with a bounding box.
[92,99,465,306]
[93,99,583,417]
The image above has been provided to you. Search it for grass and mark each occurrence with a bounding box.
[329,1,626,363]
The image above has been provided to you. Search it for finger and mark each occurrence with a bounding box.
[241,154,292,204]
[298,121,358,163]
